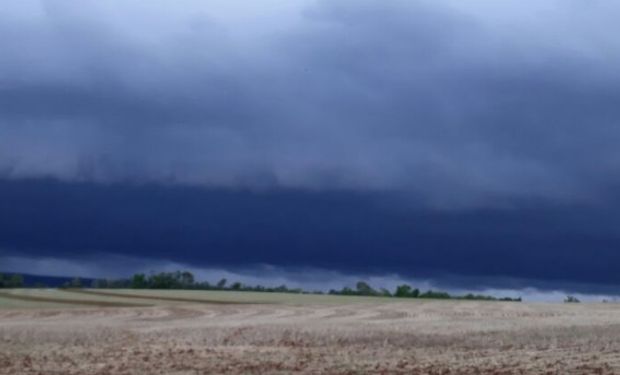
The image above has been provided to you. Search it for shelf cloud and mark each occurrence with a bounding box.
[2,1,620,294]
[2,0,620,206]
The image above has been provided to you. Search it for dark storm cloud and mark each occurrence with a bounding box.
[1,0,620,205]
[2,178,620,293]
[2,1,620,291]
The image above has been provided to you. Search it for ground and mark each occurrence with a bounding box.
[1,289,620,374]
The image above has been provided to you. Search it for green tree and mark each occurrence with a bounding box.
[395,284,412,297]
[419,290,450,299]
[9,274,24,288]
[180,271,194,287]
[149,272,179,289]
[564,295,580,303]
[355,281,376,296]
[131,273,148,289]
[0,274,24,288]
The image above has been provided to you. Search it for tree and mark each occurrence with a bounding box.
[565,295,580,303]
[216,278,227,289]
[131,274,148,289]
[180,271,194,287]
[395,284,412,297]
[0,274,24,288]
[9,274,24,288]
[419,290,450,299]
[149,272,179,289]
[356,281,376,296]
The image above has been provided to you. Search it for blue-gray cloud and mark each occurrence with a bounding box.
[2,178,620,293]
[2,1,620,291]
[1,0,620,206]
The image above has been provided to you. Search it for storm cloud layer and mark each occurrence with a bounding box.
[2,0,620,205]
[2,1,620,292]
[3,177,620,294]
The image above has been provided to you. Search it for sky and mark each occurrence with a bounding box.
[1,0,620,300]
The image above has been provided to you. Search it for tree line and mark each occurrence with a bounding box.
[327,281,521,301]
[0,270,520,301]
[0,273,24,288]
[83,271,521,301]
[87,271,310,294]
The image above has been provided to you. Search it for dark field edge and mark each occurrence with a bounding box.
[0,291,151,307]
[62,289,261,305]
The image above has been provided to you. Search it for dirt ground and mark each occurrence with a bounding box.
[2,292,620,374]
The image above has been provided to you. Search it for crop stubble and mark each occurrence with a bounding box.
[1,289,620,374]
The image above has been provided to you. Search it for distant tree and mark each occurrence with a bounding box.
[216,278,227,289]
[419,290,451,299]
[180,271,194,287]
[395,284,413,298]
[149,272,179,289]
[43,267,519,301]
[10,274,24,288]
[0,274,24,288]
[131,274,148,289]
[355,281,377,296]
[565,295,580,303]
[463,293,496,301]
[499,296,521,302]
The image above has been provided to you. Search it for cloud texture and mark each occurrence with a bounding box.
[2,0,620,206]
[2,1,620,293]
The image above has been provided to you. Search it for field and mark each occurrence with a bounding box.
[2,289,620,374]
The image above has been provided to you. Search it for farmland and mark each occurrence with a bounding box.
[2,289,620,374]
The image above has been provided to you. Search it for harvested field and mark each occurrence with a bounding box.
[1,289,620,374]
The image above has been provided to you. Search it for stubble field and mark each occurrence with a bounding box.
[1,288,620,374]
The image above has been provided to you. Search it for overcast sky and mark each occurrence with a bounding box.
[1,1,620,298]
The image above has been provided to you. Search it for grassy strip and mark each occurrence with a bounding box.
[0,291,151,307]
[62,288,258,305]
